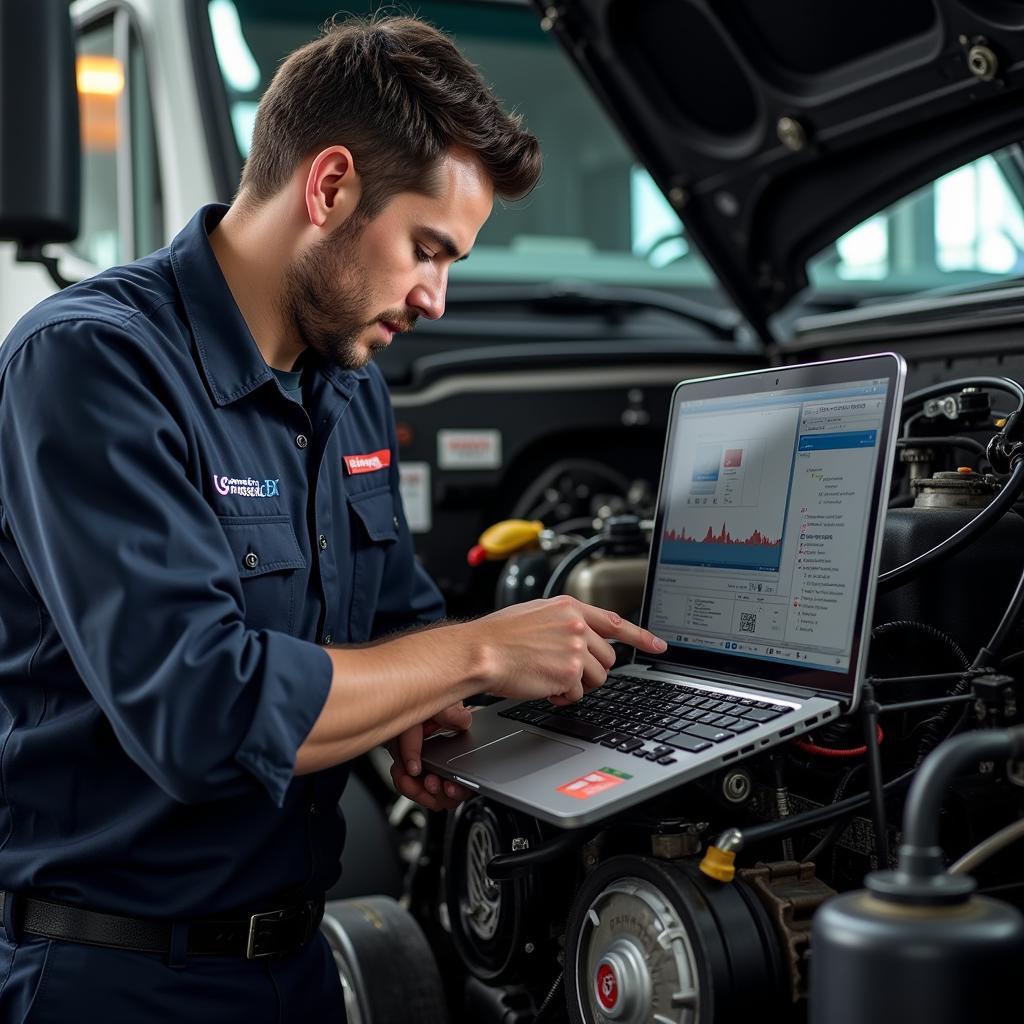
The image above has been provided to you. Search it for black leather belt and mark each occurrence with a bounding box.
[0,891,325,959]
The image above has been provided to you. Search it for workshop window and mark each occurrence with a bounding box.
[808,146,1024,297]
[72,11,163,269]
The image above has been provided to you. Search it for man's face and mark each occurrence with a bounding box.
[284,149,494,370]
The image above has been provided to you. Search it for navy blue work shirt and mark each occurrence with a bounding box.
[0,205,444,918]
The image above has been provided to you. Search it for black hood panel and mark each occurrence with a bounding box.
[534,0,1024,340]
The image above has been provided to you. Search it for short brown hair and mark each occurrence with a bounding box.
[239,15,541,216]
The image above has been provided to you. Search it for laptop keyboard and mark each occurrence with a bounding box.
[498,674,793,766]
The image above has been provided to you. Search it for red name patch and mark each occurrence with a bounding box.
[343,449,392,475]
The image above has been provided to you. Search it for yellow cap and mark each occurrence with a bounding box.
[477,519,545,559]
[699,845,737,883]
[956,466,974,475]
[996,418,1008,428]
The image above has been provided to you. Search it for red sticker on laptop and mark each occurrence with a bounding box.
[557,769,628,801]
[343,449,391,475]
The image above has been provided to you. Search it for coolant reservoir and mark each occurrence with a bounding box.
[564,557,648,618]
[876,469,1024,654]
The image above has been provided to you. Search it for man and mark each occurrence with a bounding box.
[0,15,666,1021]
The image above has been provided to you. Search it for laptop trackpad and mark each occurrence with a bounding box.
[447,731,582,783]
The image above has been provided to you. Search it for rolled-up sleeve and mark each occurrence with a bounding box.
[0,318,331,806]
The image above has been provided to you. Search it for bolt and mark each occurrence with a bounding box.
[722,770,752,803]
[777,116,807,152]
[540,6,559,31]
[524,942,535,954]
[967,44,998,81]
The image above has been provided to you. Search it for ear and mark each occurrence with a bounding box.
[303,146,361,230]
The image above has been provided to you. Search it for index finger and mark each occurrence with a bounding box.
[580,604,667,654]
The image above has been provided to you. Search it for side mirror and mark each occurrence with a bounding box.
[0,0,80,252]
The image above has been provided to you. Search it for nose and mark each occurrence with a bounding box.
[408,274,447,321]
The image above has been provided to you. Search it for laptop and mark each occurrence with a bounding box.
[422,353,907,827]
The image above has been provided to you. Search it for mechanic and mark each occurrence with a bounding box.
[0,14,666,1022]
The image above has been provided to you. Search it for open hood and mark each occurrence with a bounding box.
[533,0,1024,343]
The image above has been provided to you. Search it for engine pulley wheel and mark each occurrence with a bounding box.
[319,896,450,1024]
[565,855,786,1024]
[444,796,552,984]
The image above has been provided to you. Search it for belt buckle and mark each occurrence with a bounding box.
[246,904,310,960]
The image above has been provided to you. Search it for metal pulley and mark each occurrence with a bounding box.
[444,797,569,984]
[564,855,787,1023]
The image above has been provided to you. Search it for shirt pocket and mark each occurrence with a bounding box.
[347,486,399,641]
[218,515,307,635]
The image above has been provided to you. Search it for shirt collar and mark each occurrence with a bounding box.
[170,204,369,407]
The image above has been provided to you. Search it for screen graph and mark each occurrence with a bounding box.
[660,405,800,573]
[662,523,784,571]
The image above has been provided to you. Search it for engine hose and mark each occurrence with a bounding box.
[877,458,1024,593]
[701,767,920,879]
[899,726,1024,880]
[914,675,976,767]
[949,818,1024,875]
[801,764,865,865]
[542,534,606,599]
[976,554,1024,667]
[794,724,884,758]
[868,620,971,766]
[511,458,631,521]
[871,620,971,671]
[901,376,1024,419]
[879,376,1024,591]
[735,766,918,847]
[486,827,596,881]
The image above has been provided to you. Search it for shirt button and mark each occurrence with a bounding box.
[323,633,333,645]
[244,552,259,569]
[318,534,328,551]
[296,434,309,449]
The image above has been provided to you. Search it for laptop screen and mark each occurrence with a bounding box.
[640,355,904,702]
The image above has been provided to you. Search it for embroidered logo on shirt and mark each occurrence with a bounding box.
[343,449,392,475]
[213,475,280,498]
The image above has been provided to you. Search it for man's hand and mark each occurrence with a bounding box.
[387,702,476,812]
[300,596,668,777]
[457,595,668,704]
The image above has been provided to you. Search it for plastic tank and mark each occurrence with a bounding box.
[876,470,1024,655]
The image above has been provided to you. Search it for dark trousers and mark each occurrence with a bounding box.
[0,929,345,1022]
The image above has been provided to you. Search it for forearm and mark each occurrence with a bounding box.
[293,622,485,774]
[293,596,668,776]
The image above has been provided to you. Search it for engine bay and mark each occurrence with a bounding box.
[348,334,1024,1024]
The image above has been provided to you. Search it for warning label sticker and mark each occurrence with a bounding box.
[556,768,631,801]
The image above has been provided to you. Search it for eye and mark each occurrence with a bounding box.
[414,245,433,264]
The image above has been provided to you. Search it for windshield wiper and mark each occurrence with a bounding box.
[446,281,740,340]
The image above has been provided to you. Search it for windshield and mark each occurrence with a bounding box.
[807,144,1024,300]
[205,0,716,291]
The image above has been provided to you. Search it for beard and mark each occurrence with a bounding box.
[281,215,415,370]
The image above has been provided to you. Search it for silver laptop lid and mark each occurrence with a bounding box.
[635,353,907,711]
